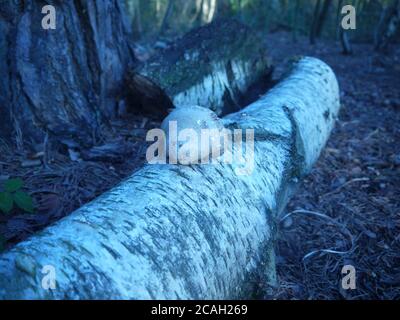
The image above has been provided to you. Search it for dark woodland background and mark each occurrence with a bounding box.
[127,0,398,43]
[0,0,399,299]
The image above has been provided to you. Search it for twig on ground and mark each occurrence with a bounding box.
[319,177,370,199]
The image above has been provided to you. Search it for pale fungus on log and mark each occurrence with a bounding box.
[0,57,340,300]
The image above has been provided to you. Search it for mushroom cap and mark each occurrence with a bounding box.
[161,106,226,164]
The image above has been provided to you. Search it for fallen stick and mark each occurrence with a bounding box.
[0,57,340,299]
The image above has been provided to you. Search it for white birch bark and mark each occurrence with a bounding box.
[0,57,340,300]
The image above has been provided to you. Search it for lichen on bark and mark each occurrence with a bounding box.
[0,57,340,300]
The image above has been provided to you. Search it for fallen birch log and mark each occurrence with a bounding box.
[0,57,340,299]
[125,19,271,118]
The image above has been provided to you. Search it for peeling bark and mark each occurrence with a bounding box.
[0,57,340,300]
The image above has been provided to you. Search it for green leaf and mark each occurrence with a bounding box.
[4,178,23,192]
[0,192,13,214]
[13,191,34,213]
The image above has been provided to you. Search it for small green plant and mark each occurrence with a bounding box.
[0,178,34,214]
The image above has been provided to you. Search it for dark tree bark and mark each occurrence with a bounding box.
[310,0,322,44]
[315,0,332,38]
[292,0,301,42]
[159,0,175,36]
[336,0,343,40]
[195,0,205,26]
[310,0,332,44]
[0,1,136,150]
[0,3,271,154]
[216,0,235,20]
[132,0,143,39]
[340,28,353,55]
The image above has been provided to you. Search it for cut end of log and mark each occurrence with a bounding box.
[124,72,173,120]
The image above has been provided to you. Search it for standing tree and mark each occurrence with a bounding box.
[315,0,332,38]
[159,0,175,36]
[310,0,322,44]
[291,0,301,42]
[310,0,332,44]
[337,0,353,55]
[0,1,136,151]
[374,0,400,51]
[194,0,205,26]
[127,0,143,39]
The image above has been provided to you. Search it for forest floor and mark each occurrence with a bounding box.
[0,30,399,299]
[266,32,400,299]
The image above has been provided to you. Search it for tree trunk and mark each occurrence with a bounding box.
[1,12,270,152]
[0,57,340,299]
[126,19,272,119]
[0,1,136,150]
[194,0,205,26]
[291,0,301,42]
[315,0,332,38]
[374,0,400,51]
[340,27,353,55]
[310,0,322,44]
[159,0,175,36]
[133,0,143,39]
[336,0,343,40]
